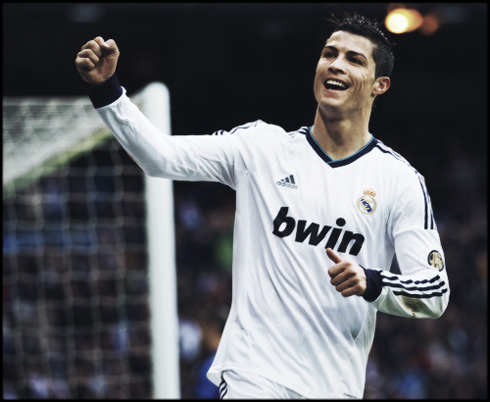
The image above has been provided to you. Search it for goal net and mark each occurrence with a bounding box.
[3,83,179,399]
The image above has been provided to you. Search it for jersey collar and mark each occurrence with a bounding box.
[299,126,377,168]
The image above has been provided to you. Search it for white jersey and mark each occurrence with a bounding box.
[90,76,449,399]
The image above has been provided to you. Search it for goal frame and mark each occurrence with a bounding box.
[140,83,180,399]
[3,82,180,399]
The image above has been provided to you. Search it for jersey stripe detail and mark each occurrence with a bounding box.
[375,141,436,230]
[391,288,448,299]
[416,174,435,230]
[297,126,309,135]
[229,120,261,134]
[299,133,437,229]
[373,141,406,162]
[219,373,228,399]
[380,271,448,299]
[417,176,429,229]
[212,120,262,136]
[418,175,435,230]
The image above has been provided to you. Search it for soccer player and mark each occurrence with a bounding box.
[75,12,450,399]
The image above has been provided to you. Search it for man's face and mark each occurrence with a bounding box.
[313,30,382,115]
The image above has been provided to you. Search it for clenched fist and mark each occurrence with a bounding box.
[75,36,119,86]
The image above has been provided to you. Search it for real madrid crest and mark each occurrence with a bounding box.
[357,189,377,215]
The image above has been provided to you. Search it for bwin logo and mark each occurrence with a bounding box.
[272,207,365,256]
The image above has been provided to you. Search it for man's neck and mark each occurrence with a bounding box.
[311,107,372,161]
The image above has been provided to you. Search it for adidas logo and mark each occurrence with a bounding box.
[276,174,298,189]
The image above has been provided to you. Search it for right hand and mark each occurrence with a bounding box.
[75,36,119,86]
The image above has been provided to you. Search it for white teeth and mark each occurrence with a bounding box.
[325,79,348,89]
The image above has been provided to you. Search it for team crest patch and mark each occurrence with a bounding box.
[357,189,377,215]
[428,250,444,271]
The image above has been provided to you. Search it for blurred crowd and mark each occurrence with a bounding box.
[3,140,152,399]
[3,134,487,399]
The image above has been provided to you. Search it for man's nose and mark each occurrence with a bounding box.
[329,57,346,73]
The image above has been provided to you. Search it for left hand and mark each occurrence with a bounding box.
[326,248,367,297]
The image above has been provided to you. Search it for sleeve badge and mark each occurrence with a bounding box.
[428,250,445,271]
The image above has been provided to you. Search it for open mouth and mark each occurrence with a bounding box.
[323,79,349,91]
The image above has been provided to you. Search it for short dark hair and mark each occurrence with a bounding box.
[326,11,395,78]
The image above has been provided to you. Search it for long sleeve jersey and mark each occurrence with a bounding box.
[89,75,449,399]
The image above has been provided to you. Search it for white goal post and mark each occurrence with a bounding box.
[3,82,180,399]
[140,84,180,399]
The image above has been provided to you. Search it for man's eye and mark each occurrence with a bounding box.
[351,58,363,65]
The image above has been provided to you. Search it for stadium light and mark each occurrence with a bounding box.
[385,7,423,34]
[419,12,441,35]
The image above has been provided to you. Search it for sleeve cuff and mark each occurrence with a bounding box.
[361,267,383,302]
[87,74,123,109]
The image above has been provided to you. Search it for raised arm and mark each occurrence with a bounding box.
[73,36,252,188]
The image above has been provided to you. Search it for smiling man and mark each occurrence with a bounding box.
[312,21,392,161]
[75,11,449,399]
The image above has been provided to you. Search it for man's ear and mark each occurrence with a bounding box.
[372,76,391,96]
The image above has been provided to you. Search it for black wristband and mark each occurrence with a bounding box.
[87,74,123,109]
[361,267,383,302]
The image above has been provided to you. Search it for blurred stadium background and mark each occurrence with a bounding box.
[3,2,487,399]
